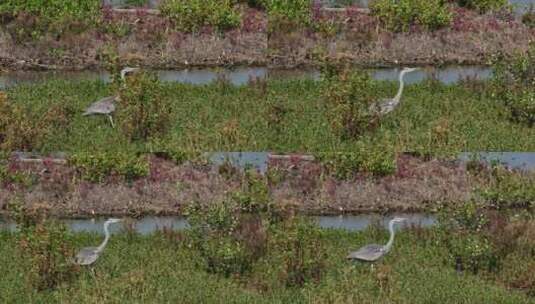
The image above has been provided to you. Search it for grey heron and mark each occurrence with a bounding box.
[74,218,122,266]
[372,68,419,116]
[347,217,407,262]
[82,67,140,127]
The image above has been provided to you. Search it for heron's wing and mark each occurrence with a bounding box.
[75,247,99,265]
[347,244,385,261]
[371,98,397,115]
[82,96,117,116]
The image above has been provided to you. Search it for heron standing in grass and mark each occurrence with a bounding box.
[347,217,407,262]
[74,218,123,266]
[82,67,139,128]
[371,67,419,116]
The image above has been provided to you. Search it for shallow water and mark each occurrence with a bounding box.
[0,213,436,235]
[207,152,269,174]
[206,151,535,173]
[459,152,535,171]
[11,151,535,174]
[0,66,493,90]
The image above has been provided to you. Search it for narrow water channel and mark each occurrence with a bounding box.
[207,151,535,174]
[0,213,437,235]
[0,66,494,90]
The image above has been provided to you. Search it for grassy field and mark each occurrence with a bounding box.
[1,223,533,303]
[3,77,535,155]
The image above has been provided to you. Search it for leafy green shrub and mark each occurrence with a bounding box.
[8,201,79,291]
[316,149,396,179]
[0,0,101,39]
[370,0,452,32]
[501,252,535,296]
[264,0,311,28]
[491,45,535,127]
[185,173,272,276]
[522,11,535,28]
[264,216,327,288]
[238,0,266,9]
[0,162,34,188]
[456,0,508,13]
[506,90,535,127]
[147,138,205,165]
[185,198,267,276]
[160,0,241,32]
[116,71,172,141]
[69,152,149,183]
[0,93,75,151]
[321,67,379,140]
[477,166,535,208]
[437,202,499,274]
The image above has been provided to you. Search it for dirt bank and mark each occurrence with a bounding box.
[0,154,472,217]
[0,8,268,71]
[0,7,532,71]
[269,8,534,68]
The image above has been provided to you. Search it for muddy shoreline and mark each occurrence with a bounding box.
[0,8,532,71]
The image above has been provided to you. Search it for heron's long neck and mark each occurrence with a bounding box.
[96,222,111,253]
[384,221,396,253]
[393,71,406,103]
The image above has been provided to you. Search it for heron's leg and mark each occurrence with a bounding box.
[108,115,115,128]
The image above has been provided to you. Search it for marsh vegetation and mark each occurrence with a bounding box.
[1,1,534,302]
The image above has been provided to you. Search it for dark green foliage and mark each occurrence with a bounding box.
[239,0,266,9]
[265,0,311,27]
[0,92,75,151]
[69,152,149,183]
[185,197,268,276]
[437,201,499,274]
[160,0,241,32]
[8,201,79,291]
[116,71,172,141]
[0,0,101,40]
[370,0,452,32]
[316,150,396,179]
[492,44,535,127]
[456,0,509,13]
[185,173,271,276]
[477,166,535,208]
[321,67,379,140]
[522,11,535,28]
[267,216,327,288]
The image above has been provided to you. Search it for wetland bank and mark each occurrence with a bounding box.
[1,1,535,303]
[0,0,534,69]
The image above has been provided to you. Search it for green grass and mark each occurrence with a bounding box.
[0,227,533,303]
[4,78,535,154]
